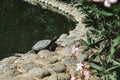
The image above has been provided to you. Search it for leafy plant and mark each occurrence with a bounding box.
[71,0,120,79]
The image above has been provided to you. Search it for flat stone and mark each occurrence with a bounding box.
[68,66,77,75]
[59,39,74,47]
[14,53,38,64]
[14,58,26,64]
[37,50,56,58]
[76,52,86,61]
[35,57,58,65]
[0,69,20,80]
[17,62,41,73]
[62,57,77,66]
[57,73,70,80]
[56,47,72,56]
[56,34,68,45]
[49,73,70,80]
[0,64,16,73]
[28,67,50,79]
[21,53,38,60]
[0,56,18,64]
[49,73,57,80]
[52,55,65,61]
[46,63,66,73]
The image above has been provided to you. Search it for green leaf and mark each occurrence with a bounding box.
[111,59,120,66]
[80,39,88,46]
[108,73,117,80]
[88,53,98,62]
[87,31,92,44]
[108,36,120,62]
[105,66,120,73]
[89,62,103,71]
[91,8,113,17]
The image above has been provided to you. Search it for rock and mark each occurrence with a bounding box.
[0,56,18,64]
[58,39,74,47]
[62,57,77,66]
[0,69,20,80]
[57,73,70,80]
[53,54,65,60]
[27,50,36,54]
[14,53,38,64]
[76,52,86,61]
[28,67,50,79]
[37,50,56,58]
[68,66,76,75]
[17,62,41,73]
[14,53,24,57]
[49,73,58,80]
[21,53,38,60]
[49,73,70,80]
[56,47,72,56]
[35,57,58,66]
[14,58,25,64]
[46,63,66,73]
[0,64,16,73]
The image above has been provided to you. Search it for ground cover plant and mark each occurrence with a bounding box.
[70,0,120,80]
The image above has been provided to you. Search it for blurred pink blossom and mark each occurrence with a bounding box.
[93,0,104,2]
[70,73,77,80]
[84,70,90,80]
[93,0,118,7]
[72,45,79,54]
[70,76,76,80]
[104,0,111,7]
[109,0,117,3]
[76,62,84,71]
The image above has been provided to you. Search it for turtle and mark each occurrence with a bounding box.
[32,36,58,53]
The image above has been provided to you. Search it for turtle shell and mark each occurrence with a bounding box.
[32,40,51,51]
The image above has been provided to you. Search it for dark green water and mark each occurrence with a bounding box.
[0,0,75,59]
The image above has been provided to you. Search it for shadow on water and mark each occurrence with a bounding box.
[0,0,76,59]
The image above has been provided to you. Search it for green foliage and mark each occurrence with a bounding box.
[71,0,120,79]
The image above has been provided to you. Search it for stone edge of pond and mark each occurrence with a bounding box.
[0,1,99,80]
[23,0,88,39]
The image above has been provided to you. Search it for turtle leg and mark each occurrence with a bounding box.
[48,43,58,51]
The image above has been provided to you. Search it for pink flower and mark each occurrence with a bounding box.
[109,0,117,3]
[84,70,90,80]
[70,76,76,80]
[70,73,77,80]
[93,0,118,7]
[72,45,79,54]
[93,0,104,2]
[76,62,84,71]
[104,0,111,7]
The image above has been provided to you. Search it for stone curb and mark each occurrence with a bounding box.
[23,0,88,41]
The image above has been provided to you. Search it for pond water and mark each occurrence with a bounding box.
[0,0,75,59]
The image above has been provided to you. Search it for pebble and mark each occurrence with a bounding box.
[56,47,72,56]
[46,63,66,73]
[17,62,41,73]
[37,50,56,58]
[62,57,77,66]
[28,67,50,79]
[35,57,58,65]
[0,64,16,73]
